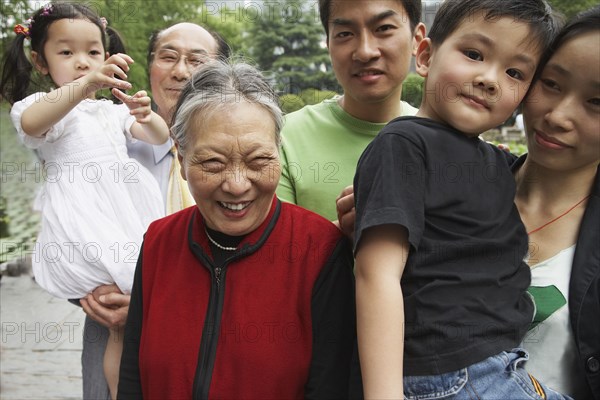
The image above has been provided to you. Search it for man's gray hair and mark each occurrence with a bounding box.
[170,60,283,156]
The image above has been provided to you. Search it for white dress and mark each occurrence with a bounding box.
[11,93,165,299]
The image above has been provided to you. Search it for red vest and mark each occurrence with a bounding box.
[139,199,345,399]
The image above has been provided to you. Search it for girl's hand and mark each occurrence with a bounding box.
[82,53,133,94]
[112,89,153,124]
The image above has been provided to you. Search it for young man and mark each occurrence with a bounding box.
[276,0,425,221]
[353,0,566,398]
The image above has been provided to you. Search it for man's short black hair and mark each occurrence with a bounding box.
[318,0,422,40]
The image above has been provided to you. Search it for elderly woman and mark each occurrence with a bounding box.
[117,60,356,399]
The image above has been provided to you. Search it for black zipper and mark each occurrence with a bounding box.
[191,260,226,400]
[187,202,282,399]
[214,267,221,289]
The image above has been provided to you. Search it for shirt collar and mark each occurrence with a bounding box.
[153,137,174,164]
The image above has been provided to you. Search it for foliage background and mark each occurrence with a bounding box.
[0,0,595,103]
[0,0,337,99]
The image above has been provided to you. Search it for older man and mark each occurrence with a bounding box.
[129,22,230,214]
[78,22,229,400]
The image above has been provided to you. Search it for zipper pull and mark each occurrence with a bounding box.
[215,267,222,289]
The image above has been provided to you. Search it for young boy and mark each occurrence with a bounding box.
[353,0,569,398]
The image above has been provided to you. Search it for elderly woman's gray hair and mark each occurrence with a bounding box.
[170,60,283,155]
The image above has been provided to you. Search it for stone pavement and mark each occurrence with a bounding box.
[1,273,85,399]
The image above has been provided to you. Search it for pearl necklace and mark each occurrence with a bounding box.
[205,228,238,251]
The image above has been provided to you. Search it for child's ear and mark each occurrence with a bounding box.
[415,38,433,78]
[30,51,49,75]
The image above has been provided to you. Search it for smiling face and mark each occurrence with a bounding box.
[179,101,281,236]
[149,23,218,121]
[523,31,600,173]
[326,0,421,120]
[416,12,541,136]
[32,18,105,92]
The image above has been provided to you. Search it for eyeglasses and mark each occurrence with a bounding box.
[151,48,211,70]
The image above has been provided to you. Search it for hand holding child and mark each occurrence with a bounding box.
[335,185,355,240]
[81,284,130,329]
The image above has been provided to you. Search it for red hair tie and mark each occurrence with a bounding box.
[14,23,30,38]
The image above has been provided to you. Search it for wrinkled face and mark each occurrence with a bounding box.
[179,101,281,236]
[416,13,540,136]
[149,24,218,121]
[523,31,600,172]
[327,0,419,116]
[33,19,105,94]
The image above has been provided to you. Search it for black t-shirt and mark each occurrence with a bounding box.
[354,117,533,376]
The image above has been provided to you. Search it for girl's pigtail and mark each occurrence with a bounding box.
[0,34,34,104]
[106,26,127,104]
[106,26,126,55]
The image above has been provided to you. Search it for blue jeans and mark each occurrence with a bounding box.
[404,349,572,399]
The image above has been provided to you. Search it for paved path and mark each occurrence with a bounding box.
[0,104,82,399]
[1,273,85,399]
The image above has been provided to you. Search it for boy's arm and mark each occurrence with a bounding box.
[20,54,133,137]
[112,89,169,145]
[355,224,409,399]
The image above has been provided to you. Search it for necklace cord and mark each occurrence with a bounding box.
[527,195,590,235]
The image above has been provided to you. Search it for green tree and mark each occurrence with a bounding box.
[300,88,337,106]
[280,93,305,114]
[1,0,30,57]
[547,0,597,19]
[198,2,249,56]
[97,0,206,92]
[401,73,424,109]
[246,0,337,93]
[201,15,247,57]
[0,0,200,94]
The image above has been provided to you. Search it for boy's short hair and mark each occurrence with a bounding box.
[428,0,563,52]
[318,0,422,39]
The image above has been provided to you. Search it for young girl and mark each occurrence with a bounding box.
[0,3,168,399]
[516,6,600,398]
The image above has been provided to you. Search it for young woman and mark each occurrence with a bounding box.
[516,6,600,399]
